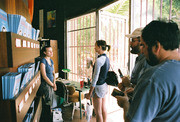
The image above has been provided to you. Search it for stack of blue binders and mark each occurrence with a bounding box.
[18,63,35,90]
[0,8,9,32]
[2,72,22,99]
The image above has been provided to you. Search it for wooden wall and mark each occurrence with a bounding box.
[0,0,31,23]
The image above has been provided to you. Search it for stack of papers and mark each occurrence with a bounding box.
[35,57,41,75]
[27,22,32,39]
[0,9,9,32]
[6,13,40,40]
[32,28,36,40]
[18,63,35,89]
[35,61,40,75]
[7,14,27,36]
[0,9,40,40]
[35,29,40,40]
[2,72,22,99]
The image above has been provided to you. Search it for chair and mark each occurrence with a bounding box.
[67,85,84,103]
[55,81,84,104]
[55,81,84,120]
[55,81,68,105]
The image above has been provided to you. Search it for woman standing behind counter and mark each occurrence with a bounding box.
[85,40,110,122]
[39,46,57,107]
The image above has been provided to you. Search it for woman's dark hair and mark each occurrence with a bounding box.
[96,40,111,51]
[40,46,51,57]
[142,20,180,50]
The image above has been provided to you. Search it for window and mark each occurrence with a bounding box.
[131,0,180,29]
[67,10,129,82]
[67,12,96,81]
[130,0,180,72]
[98,10,129,75]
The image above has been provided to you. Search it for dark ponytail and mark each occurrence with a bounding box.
[96,40,111,52]
[106,45,111,51]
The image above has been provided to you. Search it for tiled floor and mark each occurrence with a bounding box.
[72,108,124,122]
[62,88,125,122]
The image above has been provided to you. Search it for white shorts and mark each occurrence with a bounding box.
[93,83,108,98]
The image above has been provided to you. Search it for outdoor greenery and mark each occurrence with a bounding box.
[105,0,179,27]
[168,0,180,27]
[105,0,129,17]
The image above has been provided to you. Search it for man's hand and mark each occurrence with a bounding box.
[125,87,134,99]
[122,77,131,87]
[118,82,125,91]
[116,93,130,122]
[115,94,129,108]
[125,87,134,94]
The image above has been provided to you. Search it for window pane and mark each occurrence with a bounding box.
[67,12,96,81]
[171,0,180,28]
[162,0,170,19]
[147,0,154,24]
[154,0,161,19]
[99,11,129,75]
[142,0,147,26]
[131,0,141,28]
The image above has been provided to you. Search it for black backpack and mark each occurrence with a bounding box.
[105,71,119,86]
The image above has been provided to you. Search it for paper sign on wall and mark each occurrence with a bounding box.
[23,40,26,47]
[18,100,24,112]
[15,38,21,47]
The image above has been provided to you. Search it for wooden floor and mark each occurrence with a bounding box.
[71,108,124,122]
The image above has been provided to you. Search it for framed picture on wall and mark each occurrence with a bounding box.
[47,10,56,28]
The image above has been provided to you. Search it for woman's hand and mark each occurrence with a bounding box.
[52,83,57,91]
[85,93,91,99]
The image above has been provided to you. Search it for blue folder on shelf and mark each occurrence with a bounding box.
[7,14,27,36]
[0,9,9,32]
[2,72,10,99]
[18,63,35,89]
[32,28,36,40]
[35,61,40,75]
[35,29,40,40]
[10,73,22,99]
[1,72,22,99]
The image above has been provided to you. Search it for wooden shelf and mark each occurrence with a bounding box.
[0,31,42,121]
[32,96,42,122]
[0,71,41,122]
[0,32,40,68]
